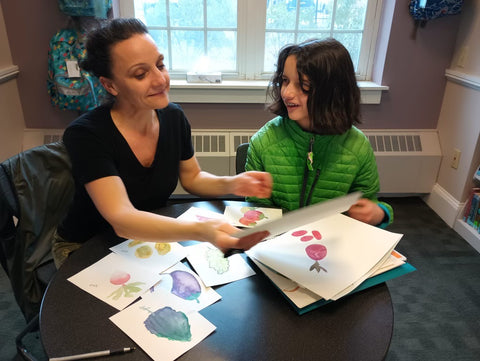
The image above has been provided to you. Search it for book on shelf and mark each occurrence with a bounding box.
[464,188,480,230]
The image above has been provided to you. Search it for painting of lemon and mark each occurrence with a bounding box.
[155,242,171,255]
[128,239,144,247]
[135,245,153,258]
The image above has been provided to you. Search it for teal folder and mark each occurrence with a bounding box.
[261,262,416,315]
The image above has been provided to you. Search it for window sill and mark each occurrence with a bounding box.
[170,79,389,104]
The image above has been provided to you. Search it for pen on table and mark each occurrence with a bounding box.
[49,347,135,361]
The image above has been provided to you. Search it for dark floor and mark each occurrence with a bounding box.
[1,197,480,361]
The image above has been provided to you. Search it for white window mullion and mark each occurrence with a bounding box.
[116,0,134,18]
[244,0,267,79]
[358,0,384,81]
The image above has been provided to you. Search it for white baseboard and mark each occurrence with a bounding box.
[423,183,463,227]
[424,184,480,253]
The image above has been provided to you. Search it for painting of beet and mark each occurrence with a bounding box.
[169,270,202,303]
[291,229,322,242]
[108,271,145,300]
[239,207,267,226]
[305,244,328,273]
[144,306,192,342]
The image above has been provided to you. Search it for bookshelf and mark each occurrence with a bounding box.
[454,219,480,253]
[455,169,480,253]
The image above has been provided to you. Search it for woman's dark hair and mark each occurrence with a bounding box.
[80,18,148,79]
[267,38,361,134]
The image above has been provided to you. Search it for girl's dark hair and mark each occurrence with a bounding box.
[267,38,361,134]
[80,18,148,79]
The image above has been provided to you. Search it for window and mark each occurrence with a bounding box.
[118,0,383,81]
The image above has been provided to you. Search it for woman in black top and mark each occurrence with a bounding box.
[53,18,272,268]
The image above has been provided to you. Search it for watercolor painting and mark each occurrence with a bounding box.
[110,239,188,273]
[185,242,256,287]
[290,229,328,273]
[248,213,402,301]
[176,206,226,223]
[110,292,216,361]
[205,247,230,274]
[149,262,221,312]
[224,205,282,227]
[68,252,161,310]
[143,306,192,342]
[108,270,145,300]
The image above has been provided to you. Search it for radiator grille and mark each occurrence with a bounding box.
[192,134,227,154]
[232,134,252,152]
[368,135,422,152]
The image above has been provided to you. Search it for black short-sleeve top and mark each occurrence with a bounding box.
[58,103,194,243]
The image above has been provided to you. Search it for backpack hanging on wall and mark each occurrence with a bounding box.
[47,28,107,112]
[409,0,464,26]
[58,0,112,18]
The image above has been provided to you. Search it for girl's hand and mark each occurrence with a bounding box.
[229,171,273,198]
[347,198,385,226]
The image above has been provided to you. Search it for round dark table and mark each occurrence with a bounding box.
[40,200,393,361]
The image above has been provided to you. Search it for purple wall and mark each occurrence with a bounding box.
[362,0,462,129]
[2,0,79,128]
[2,0,462,130]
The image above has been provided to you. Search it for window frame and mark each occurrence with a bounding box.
[115,0,387,104]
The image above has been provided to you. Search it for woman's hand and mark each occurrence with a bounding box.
[199,219,270,253]
[229,171,273,198]
[347,198,385,226]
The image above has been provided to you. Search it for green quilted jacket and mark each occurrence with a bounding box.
[246,116,393,228]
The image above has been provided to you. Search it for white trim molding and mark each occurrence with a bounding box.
[0,65,19,84]
[445,69,480,91]
[170,80,389,104]
[423,183,463,228]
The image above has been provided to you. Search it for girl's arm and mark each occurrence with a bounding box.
[178,156,272,198]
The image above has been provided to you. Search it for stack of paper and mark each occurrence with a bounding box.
[242,203,415,314]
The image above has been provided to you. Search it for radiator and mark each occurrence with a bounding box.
[363,130,442,195]
[31,129,442,195]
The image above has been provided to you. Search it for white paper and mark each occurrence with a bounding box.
[110,293,216,361]
[176,206,226,222]
[233,192,361,238]
[148,262,221,312]
[110,239,187,273]
[224,205,282,227]
[185,242,256,287]
[68,252,161,310]
[249,256,322,309]
[248,213,402,300]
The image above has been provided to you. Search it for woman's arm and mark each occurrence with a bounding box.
[179,156,272,198]
[85,176,268,251]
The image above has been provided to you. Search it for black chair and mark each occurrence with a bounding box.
[235,142,249,174]
[0,141,74,361]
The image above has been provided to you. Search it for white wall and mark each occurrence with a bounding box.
[0,3,25,161]
[425,0,480,227]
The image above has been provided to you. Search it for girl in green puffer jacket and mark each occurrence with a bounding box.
[246,38,393,228]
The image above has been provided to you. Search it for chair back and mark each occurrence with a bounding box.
[0,141,74,322]
[235,142,249,174]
